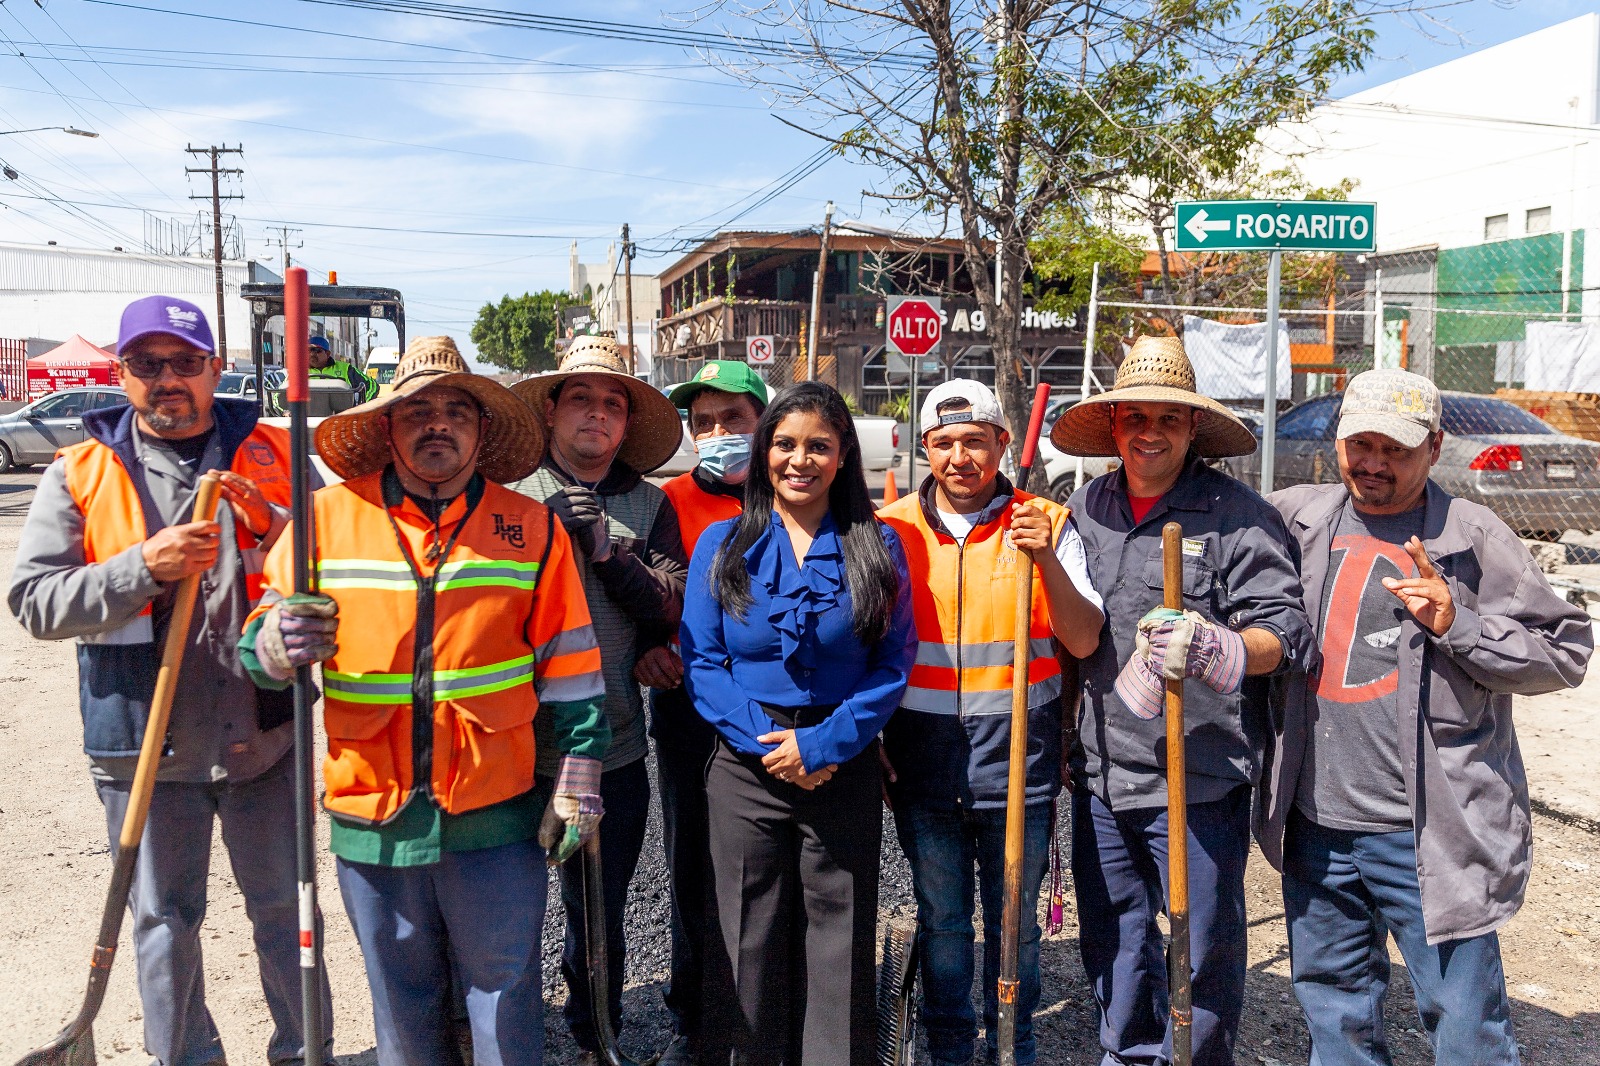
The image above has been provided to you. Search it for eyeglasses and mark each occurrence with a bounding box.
[121,353,212,379]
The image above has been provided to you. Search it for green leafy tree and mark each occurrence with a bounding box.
[470,291,565,374]
[701,0,1394,485]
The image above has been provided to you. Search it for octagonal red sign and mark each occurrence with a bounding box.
[886,297,942,357]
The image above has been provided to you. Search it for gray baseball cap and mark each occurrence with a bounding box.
[1337,369,1442,449]
[919,380,1008,437]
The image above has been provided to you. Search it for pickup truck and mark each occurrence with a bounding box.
[655,412,901,477]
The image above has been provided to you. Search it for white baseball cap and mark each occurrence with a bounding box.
[919,380,1008,437]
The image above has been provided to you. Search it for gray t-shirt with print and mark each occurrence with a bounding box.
[1295,501,1424,832]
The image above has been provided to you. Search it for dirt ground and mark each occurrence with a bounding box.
[1,466,1597,1065]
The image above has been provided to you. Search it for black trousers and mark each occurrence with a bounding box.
[651,684,719,1046]
[706,733,882,1066]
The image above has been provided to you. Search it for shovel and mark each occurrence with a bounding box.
[15,473,222,1066]
[996,381,1052,1066]
[581,833,657,1066]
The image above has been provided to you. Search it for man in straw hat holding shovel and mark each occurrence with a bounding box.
[10,294,332,1066]
[509,333,688,1062]
[1051,335,1313,1066]
[240,336,610,1066]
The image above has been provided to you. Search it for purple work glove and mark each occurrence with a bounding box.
[540,755,604,864]
[1113,607,1248,719]
[256,593,339,682]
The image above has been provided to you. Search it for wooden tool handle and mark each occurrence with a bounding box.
[118,472,223,850]
[1162,520,1194,1065]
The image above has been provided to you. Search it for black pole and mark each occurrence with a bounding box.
[284,266,325,1066]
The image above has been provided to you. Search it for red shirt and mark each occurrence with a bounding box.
[1129,494,1163,524]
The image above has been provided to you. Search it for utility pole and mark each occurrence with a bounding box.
[267,224,302,277]
[807,200,834,382]
[186,144,244,359]
[621,223,636,376]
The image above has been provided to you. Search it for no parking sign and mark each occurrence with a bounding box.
[746,335,776,366]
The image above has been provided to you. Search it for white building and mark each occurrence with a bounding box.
[1270,13,1600,317]
[0,241,268,362]
[570,240,661,375]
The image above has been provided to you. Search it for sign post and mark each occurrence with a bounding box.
[1174,199,1376,493]
[886,296,942,490]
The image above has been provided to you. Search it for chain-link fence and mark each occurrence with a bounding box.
[1081,239,1600,542]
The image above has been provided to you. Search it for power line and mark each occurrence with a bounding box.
[290,0,929,70]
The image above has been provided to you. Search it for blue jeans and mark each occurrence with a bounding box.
[1282,810,1519,1066]
[894,801,1054,1066]
[1071,787,1250,1066]
[97,754,333,1066]
[336,839,549,1066]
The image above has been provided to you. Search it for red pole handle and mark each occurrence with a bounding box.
[285,267,309,403]
[1018,382,1052,470]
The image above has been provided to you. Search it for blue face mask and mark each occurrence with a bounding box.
[696,432,754,484]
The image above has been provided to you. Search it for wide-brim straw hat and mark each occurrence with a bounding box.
[314,336,545,483]
[1050,335,1258,459]
[510,335,683,474]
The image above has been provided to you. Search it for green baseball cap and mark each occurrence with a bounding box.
[668,360,771,410]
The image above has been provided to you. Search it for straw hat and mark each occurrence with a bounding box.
[510,334,683,474]
[314,336,545,483]
[1049,335,1258,459]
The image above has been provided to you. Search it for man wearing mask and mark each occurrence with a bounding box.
[650,360,769,1065]
[9,294,332,1066]
[308,335,378,404]
[1052,336,1313,1066]
[509,335,688,1064]
[1260,370,1592,1065]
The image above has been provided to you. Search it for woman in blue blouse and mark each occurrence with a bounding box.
[681,382,916,1065]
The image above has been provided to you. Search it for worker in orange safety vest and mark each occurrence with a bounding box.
[241,336,608,1066]
[876,379,1104,1066]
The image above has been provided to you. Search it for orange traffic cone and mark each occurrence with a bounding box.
[882,468,899,504]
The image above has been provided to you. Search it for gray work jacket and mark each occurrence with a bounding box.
[1069,457,1314,810]
[1260,482,1593,944]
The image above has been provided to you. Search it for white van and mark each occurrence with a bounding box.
[366,346,400,394]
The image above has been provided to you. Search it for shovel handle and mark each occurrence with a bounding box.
[118,473,222,851]
[1162,521,1193,1066]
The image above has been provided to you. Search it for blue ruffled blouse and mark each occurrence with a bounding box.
[680,510,916,771]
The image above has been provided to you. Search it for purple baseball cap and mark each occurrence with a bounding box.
[116,295,216,355]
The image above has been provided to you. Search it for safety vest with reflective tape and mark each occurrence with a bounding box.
[878,487,1068,717]
[60,423,293,616]
[252,471,604,825]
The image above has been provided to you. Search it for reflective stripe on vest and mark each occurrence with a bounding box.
[326,653,538,705]
[319,557,541,592]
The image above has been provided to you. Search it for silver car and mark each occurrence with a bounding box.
[0,386,127,472]
[1228,391,1600,538]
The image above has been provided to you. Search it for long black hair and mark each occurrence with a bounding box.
[711,381,900,645]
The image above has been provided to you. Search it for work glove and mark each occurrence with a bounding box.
[540,755,604,865]
[548,486,613,562]
[256,593,339,682]
[1113,607,1248,719]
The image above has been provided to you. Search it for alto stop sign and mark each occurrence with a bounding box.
[886,296,942,357]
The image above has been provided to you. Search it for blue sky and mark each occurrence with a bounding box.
[0,0,1584,358]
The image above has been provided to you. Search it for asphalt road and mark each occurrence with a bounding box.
[1,466,1597,1066]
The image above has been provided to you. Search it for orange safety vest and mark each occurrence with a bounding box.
[878,488,1069,717]
[60,424,293,612]
[662,470,743,558]
[252,472,604,825]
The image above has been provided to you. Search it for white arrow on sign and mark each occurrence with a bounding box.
[1183,208,1231,245]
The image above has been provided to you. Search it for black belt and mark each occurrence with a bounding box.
[758,702,840,731]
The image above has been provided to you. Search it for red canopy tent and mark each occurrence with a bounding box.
[28,335,118,398]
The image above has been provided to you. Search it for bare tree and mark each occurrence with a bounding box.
[691,0,1445,482]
